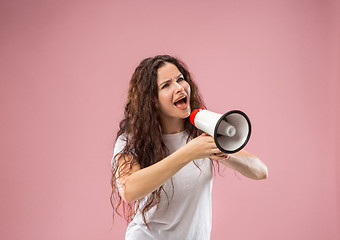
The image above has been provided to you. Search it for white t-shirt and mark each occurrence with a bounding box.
[113,131,213,240]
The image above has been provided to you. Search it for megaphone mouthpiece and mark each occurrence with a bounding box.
[189,108,204,126]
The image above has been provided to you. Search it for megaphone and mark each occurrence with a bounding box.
[190,108,251,153]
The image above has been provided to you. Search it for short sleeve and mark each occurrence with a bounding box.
[111,134,127,168]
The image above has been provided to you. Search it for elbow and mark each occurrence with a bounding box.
[120,190,136,204]
[117,179,137,203]
[117,183,136,203]
[251,157,268,180]
[117,178,143,203]
[256,166,268,180]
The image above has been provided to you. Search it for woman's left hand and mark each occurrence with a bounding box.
[210,152,230,161]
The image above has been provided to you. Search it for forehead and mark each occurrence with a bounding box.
[157,62,181,84]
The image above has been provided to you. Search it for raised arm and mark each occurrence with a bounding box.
[115,134,221,203]
[217,150,268,180]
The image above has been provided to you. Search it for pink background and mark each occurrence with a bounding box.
[1,0,339,239]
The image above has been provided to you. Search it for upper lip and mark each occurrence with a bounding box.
[173,94,187,104]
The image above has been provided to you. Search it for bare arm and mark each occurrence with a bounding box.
[115,134,221,203]
[217,150,268,180]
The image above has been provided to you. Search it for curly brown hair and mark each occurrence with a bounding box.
[110,55,207,228]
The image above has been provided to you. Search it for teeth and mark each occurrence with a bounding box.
[175,96,185,102]
[174,96,187,105]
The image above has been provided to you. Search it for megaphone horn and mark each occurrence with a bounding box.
[190,108,252,154]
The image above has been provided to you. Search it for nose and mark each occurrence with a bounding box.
[174,81,184,93]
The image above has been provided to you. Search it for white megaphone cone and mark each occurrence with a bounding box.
[190,108,252,153]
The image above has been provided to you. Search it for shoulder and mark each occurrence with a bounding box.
[112,134,128,167]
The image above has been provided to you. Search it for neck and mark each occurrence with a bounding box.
[160,117,185,134]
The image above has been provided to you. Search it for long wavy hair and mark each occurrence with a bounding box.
[110,55,207,228]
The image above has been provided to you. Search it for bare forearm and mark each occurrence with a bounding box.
[118,134,224,203]
[120,147,192,203]
[220,150,268,180]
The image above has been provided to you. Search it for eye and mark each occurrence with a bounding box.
[161,83,169,89]
[177,77,185,82]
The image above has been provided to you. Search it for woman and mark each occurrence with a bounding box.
[111,55,268,239]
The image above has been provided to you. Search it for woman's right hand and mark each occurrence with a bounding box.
[182,133,223,161]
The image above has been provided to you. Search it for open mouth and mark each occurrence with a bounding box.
[174,96,188,110]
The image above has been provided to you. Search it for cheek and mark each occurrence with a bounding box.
[185,84,191,98]
[158,91,172,107]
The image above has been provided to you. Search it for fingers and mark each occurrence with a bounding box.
[210,150,229,159]
[211,148,222,154]
[200,134,214,141]
[214,152,229,158]
[210,153,229,161]
[192,134,229,159]
[210,155,224,161]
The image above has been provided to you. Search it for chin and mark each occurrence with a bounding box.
[182,108,191,118]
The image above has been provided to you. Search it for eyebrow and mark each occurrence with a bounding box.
[159,74,183,87]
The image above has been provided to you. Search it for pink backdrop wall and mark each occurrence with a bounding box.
[1,0,339,239]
